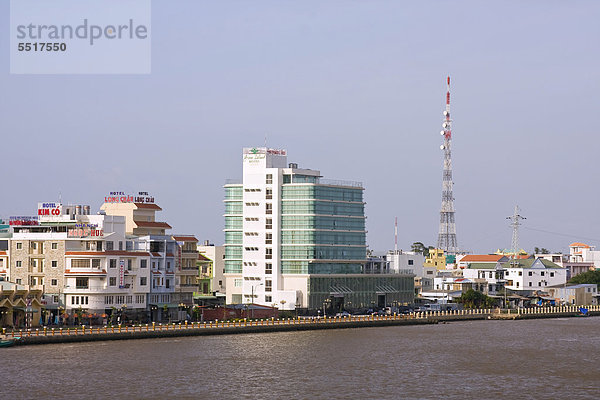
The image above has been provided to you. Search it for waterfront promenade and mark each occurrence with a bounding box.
[3,305,598,346]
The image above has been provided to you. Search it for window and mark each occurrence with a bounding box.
[140,277,147,286]
[116,295,125,305]
[265,263,272,274]
[219,280,223,286]
[528,271,533,276]
[538,282,541,287]
[245,247,259,251]
[16,242,23,250]
[49,260,57,268]
[126,295,132,304]
[550,272,554,277]
[245,217,259,221]
[32,242,37,249]
[245,232,259,236]
[118,241,123,251]
[234,278,242,287]
[265,233,272,245]
[266,188,272,199]
[16,279,22,284]
[540,271,545,277]
[140,259,147,268]
[245,202,260,206]
[97,241,103,251]
[109,277,116,286]
[166,279,170,288]
[518,271,522,276]
[265,218,272,230]
[489,272,493,279]
[167,261,171,269]
[127,259,132,270]
[106,241,114,251]
[266,174,273,184]
[51,279,58,286]
[408,260,414,266]
[265,203,273,214]
[51,242,58,250]
[516,282,519,288]
[265,295,272,302]
[265,248,272,259]
[529,282,532,287]
[265,280,272,292]
[16,260,22,268]
[72,259,91,268]
[109,259,117,268]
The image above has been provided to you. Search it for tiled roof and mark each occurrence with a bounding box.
[570,242,590,248]
[461,255,505,262]
[65,251,151,257]
[172,236,198,242]
[501,258,563,269]
[0,251,7,255]
[134,203,162,210]
[467,262,499,269]
[134,221,171,229]
[151,252,162,257]
[64,269,107,274]
[198,254,211,261]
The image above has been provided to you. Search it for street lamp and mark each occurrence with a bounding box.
[250,282,264,319]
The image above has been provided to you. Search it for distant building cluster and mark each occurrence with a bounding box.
[0,197,225,328]
[1,147,598,329]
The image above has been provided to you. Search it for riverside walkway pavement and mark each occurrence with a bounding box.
[2,305,599,346]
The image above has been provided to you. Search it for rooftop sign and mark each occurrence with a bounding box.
[104,191,155,204]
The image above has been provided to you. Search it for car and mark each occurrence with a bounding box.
[335,311,351,317]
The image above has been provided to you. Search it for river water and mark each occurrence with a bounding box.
[3,317,599,399]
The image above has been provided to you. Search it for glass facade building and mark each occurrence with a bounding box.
[224,185,243,273]
[280,180,366,274]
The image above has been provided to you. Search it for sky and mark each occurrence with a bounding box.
[1,1,599,254]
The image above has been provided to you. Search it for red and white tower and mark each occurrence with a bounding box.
[437,76,458,253]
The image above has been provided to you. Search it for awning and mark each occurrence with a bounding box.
[375,285,399,294]
[148,303,180,308]
[329,285,353,297]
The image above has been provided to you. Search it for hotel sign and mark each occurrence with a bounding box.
[104,191,155,204]
[37,202,62,217]
[119,260,125,289]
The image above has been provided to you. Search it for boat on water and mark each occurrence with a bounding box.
[0,337,20,347]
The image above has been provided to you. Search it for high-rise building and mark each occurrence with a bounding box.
[224,147,413,311]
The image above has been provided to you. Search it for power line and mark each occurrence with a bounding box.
[522,226,600,244]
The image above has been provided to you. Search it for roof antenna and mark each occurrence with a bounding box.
[59,190,62,204]
[264,135,267,148]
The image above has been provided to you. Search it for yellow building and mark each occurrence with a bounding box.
[100,202,170,236]
[424,248,446,270]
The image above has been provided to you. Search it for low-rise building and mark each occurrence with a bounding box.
[547,284,598,306]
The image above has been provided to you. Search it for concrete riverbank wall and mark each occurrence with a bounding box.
[4,305,598,346]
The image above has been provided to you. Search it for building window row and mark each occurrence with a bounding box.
[245,217,259,221]
[243,262,258,266]
[245,202,260,206]
[71,295,89,305]
[266,174,273,184]
[244,188,262,192]
[245,232,259,236]
[245,247,259,251]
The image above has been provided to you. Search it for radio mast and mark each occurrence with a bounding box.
[437,76,458,254]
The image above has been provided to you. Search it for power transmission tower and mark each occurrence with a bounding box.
[437,76,458,254]
[507,205,526,261]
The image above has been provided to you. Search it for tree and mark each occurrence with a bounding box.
[455,289,495,309]
[411,242,426,254]
[569,270,600,290]
[411,242,433,257]
[534,247,551,254]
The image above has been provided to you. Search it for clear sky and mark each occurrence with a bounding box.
[1,1,599,254]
